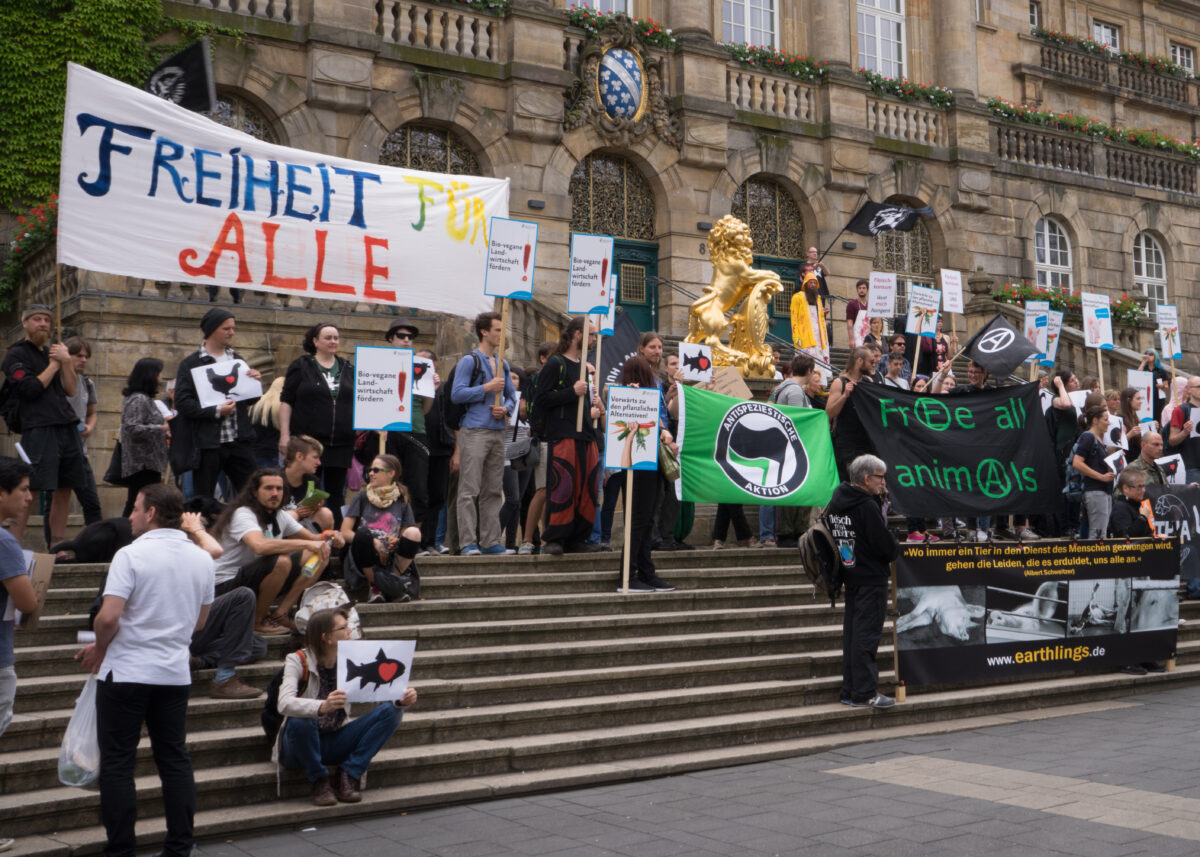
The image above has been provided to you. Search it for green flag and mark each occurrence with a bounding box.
[678,385,837,506]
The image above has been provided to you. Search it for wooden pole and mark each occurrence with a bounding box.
[592,326,603,430]
[620,468,633,594]
[494,298,508,407]
[378,431,386,457]
[576,317,589,432]
[1170,357,1178,406]
[1097,347,1105,392]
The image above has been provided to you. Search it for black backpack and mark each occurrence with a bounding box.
[436,352,485,433]
[0,377,21,434]
[528,356,567,439]
[262,649,309,745]
[797,515,844,607]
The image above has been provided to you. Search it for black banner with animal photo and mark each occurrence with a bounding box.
[852,381,1062,517]
[895,539,1179,687]
[1146,484,1200,581]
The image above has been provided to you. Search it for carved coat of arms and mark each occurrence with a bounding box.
[565,15,680,148]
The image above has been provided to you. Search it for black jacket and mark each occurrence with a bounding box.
[826,482,899,586]
[280,354,356,452]
[532,353,596,442]
[174,347,257,453]
[1,340,79,431]
[1109,494,1152,538]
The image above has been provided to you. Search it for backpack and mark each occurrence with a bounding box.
[0,377,21,434]
[293,581,362,637]
[528,356,567,439]
[1063,437,1086,502]
[797,515,844,607]
[437,352,485,433]
[262,649,308,745]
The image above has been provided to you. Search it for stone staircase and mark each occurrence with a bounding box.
[5,548,1200,856]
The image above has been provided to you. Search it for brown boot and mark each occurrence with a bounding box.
[333,767,362,803]
[312,775,337,806]
[209,675,263,699]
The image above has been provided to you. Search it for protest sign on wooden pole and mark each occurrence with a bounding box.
[621,468,634,593]
[494,297,509,408]
[567,234,614,432]
[577,319,590,431]
[606,385,660,594]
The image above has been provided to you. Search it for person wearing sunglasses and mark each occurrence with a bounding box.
[274,606,418,805]
[340,454,422,603]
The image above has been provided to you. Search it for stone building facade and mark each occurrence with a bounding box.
[8,0,1200,512]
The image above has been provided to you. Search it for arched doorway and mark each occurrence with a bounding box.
[731,175,805,343]
[569,153,658,331]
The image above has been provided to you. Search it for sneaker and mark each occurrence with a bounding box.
[542,542,565,556]
[209,675,263,700]
[460,544,482,556]
[312,776,338,807]
[620,577,655,593]
[868,693,896,709]
[566,541,604,554]
[434,544,450,555]
[415,548,433,557]
[479,544,507,555]
[924,533,940,542]
[1017,528,1040,540]
[840,697,856,706]
[368,587,385,603]
[674,540,696,551]
[597,543,613,552]
[761,539,777,548]
[643,573,676,592]
[747,537,762,549]
[711,540,725,550]
[1143,662,1167,673]
[518,542,535,555]
[976,529,990,543]
[1120,664,1148,676]
[906,532,927,543]
[0,838,13,853]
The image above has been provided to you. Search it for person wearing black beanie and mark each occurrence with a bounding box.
[173,310,262,500]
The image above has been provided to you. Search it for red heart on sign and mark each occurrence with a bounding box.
[378,661,399,683]
[225,376,235,384]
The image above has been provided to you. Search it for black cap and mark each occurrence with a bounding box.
[385,319,420,341]
[200,308,235,338]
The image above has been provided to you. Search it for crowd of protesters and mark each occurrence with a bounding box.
[0,294,1194,852]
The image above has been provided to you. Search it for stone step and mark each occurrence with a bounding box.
[6,665,1199,845]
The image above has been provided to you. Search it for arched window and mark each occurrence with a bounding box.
[1133,232,1167,320]
[732,176,804,321]
[874,217,932,316]
[569,153,654,240]
[380,124,481,175]
[1034,218,1072,292]
[208,94,279,144]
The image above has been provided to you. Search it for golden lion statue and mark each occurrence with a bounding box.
[685,215,782,378]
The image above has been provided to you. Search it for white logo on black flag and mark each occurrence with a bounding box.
[145,38,216,113]
[845,202,933,236]
[962,314,1039,378]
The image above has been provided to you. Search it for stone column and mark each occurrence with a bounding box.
[809,4,851,70]
[667,0,713,44]
[934,0,978,98]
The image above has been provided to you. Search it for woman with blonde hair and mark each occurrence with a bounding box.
[250,377,285,468]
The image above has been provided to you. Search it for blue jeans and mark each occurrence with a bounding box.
[279,702,401,781]
[759,506,775,541]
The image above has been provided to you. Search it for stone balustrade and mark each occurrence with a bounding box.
[1115,64,1190,104]
[865,97,947,146]
[726,67,816,123]
[1106,146,1198,195]
[171,0,292,23]
[995,125,1094,174]
[377,0,501,61]
[1038,44,1106,84]
[1035,42,1195,107]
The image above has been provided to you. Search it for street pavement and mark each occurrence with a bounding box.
[197,683,1200,857]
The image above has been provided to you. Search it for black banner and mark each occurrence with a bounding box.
[599,309,641,390]
[961,313,1039,378]
[1146,484,1200,580]
[896,538,1179,686]
[845,202,933,236]
[853,381,1062,516]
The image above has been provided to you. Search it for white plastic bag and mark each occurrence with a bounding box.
[59,675,100,787]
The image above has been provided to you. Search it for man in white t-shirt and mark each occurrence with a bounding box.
[210,469,344,636]
[75,484,214,857]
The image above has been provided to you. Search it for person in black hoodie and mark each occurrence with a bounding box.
[1109,469,1154,538]
[826,454,899,709]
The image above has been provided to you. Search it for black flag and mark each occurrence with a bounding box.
[845,202,933,236]
[599,309,642,390]
[145,38,216,113]
[961,313,1039,378]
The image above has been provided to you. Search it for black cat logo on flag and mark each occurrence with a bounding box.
[345,647,406,691]
[713,402,809,499]
[206,363,240,396]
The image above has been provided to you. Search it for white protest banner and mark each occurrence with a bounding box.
[58,64,508,316]
[591,278,617,336]
[1068,389,1090,417]
[905,284,941,338]
[867,272,896,318]
[1023,300,1049,361]
[353,346,413,432]
[1128,369,1154,422]
[939,269,964,315]
[1041,309,1064,367]
[1104,449,1127,477]
[484,217,538,301]
[568,233,614,315]
[1105,415,1128,451]
[337,640,416,703]
[1081,291,1114,349]
[1157,454,1186,485]
[412,356,436,399]
[1158,305,1182,359]
[678,341,714,383]
[605,386,661,471]
[189,359,262,409]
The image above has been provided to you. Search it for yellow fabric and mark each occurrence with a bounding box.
[790,274,827,350]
